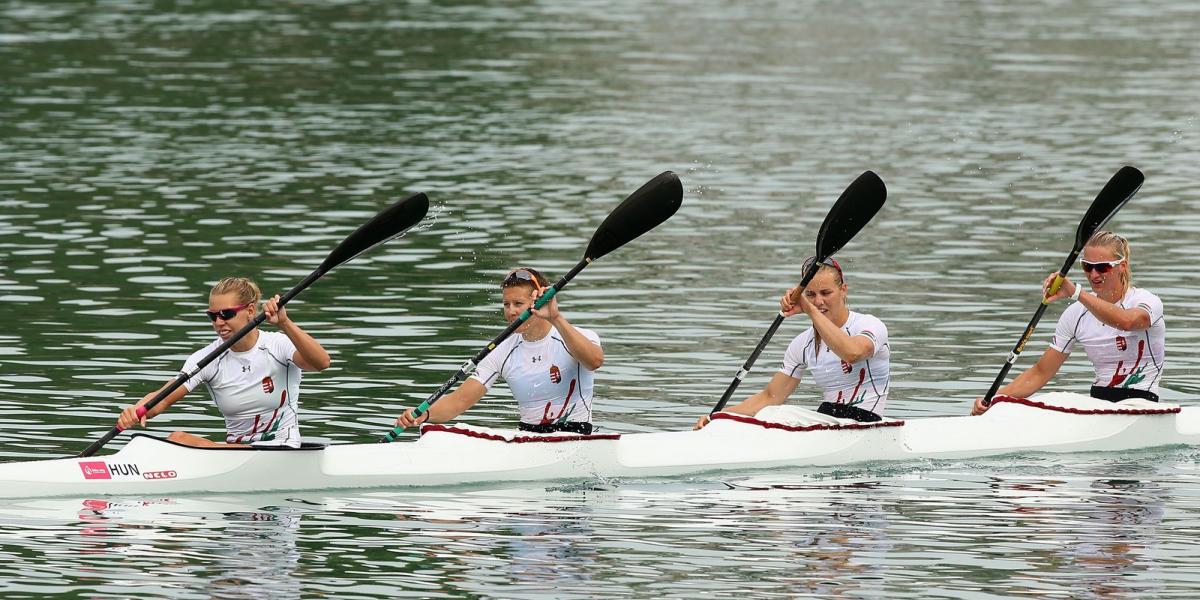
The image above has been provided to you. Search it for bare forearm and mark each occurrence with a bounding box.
[124,382,188,427]
[424,388,481,423]
[728,375,795,416]
[1078,294,1149,331]
[725,391,773,417]
[550,315,604,370]
[1000,364,1052,398]
[808,312,871,363]
[279,321,331,371]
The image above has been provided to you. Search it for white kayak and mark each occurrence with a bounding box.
[0,392,1195,499]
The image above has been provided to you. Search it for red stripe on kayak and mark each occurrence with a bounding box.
[711,412,904,432]
[991,395,1180,415]
[419,424,620,443]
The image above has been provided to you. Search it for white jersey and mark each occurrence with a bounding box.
[470,326,601,425]
[779,311,891,415]
[1050,286,1165,395]
[182,331,303,447]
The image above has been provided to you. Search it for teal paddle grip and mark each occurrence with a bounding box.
[382,399,433,442]
[533,286,558,309]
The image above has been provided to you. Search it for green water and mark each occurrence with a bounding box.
[2,0,1200,597]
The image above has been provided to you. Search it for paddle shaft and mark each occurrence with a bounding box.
[79,270,325,457]
[380,259,590,442]
[979,166,1143,408]
[981,253,1075,406]
[709,262,821,414]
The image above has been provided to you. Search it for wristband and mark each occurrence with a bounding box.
[1070,285,1082,302]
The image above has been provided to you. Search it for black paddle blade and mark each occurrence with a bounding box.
[1074,166,1143,250]
[318,192,430,275]
[815,170,887,260]
[584,171,683,260]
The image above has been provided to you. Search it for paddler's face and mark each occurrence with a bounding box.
[802,269,848,317]
[1080,245,1126,294]
[208,292,254,340]
[501,284,537,328]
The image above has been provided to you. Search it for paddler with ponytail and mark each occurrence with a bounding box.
[117,277,331,447]
[973,231,1165,414]
[695,256,891,429]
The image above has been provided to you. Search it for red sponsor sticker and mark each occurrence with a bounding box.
[143,470,178,480]
[79,461,112,480]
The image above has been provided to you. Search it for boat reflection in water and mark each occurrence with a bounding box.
[0,459,1182,598]
[929,465,1169,598]
[716,478,893,597]
[3,496,305,599]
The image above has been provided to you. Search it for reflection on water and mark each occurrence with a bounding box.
[0,454,1193,598]
[2,0,1200,596]
[0,496,303,598]
[3,0,1200,442]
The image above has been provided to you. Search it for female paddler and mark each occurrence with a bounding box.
[696,256,891,428]
[117,277,331,447]
[973,231,1164,414]
[394,267,604,434]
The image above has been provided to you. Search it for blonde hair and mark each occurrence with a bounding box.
[1086,231,1132,290]
[210,277,261,308]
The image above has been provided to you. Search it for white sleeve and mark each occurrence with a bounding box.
[469,338,509,392]
[180,343,219,392]
[1049,306,1081,354]
[266,331,299,365]
[578,327,602,347]
[1131,289,1164,326]
[852,315,888,357]
[778,331,812,380]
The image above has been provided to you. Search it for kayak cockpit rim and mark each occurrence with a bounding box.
[119,433,327,452]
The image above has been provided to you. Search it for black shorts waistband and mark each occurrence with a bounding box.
[1090,386,1160,403]
[518,421,594,435]
[816,402,882,423]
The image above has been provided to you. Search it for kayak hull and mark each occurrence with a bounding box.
[0,393,1195,499]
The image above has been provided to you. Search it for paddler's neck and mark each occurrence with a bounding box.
[521,320,553,342]
[827,307,850,329]
[1100,284,1129,304]
[230,329,260,352]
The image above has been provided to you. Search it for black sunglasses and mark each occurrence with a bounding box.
[1080,258,1124,274]
[205,303,251,322]
[801,255,843,276]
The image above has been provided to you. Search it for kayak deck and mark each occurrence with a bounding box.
[0,392,1194,499]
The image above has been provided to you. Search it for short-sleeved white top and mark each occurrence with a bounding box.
[1050,286,1165,394]
[183,331,302,447]
[779,311,891,415]
[470,326,601,425]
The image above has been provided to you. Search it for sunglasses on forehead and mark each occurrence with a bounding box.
[1080,257,1124,274]
[502,269,541,287]
[205,303,251,322]
[801,256,842,276]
